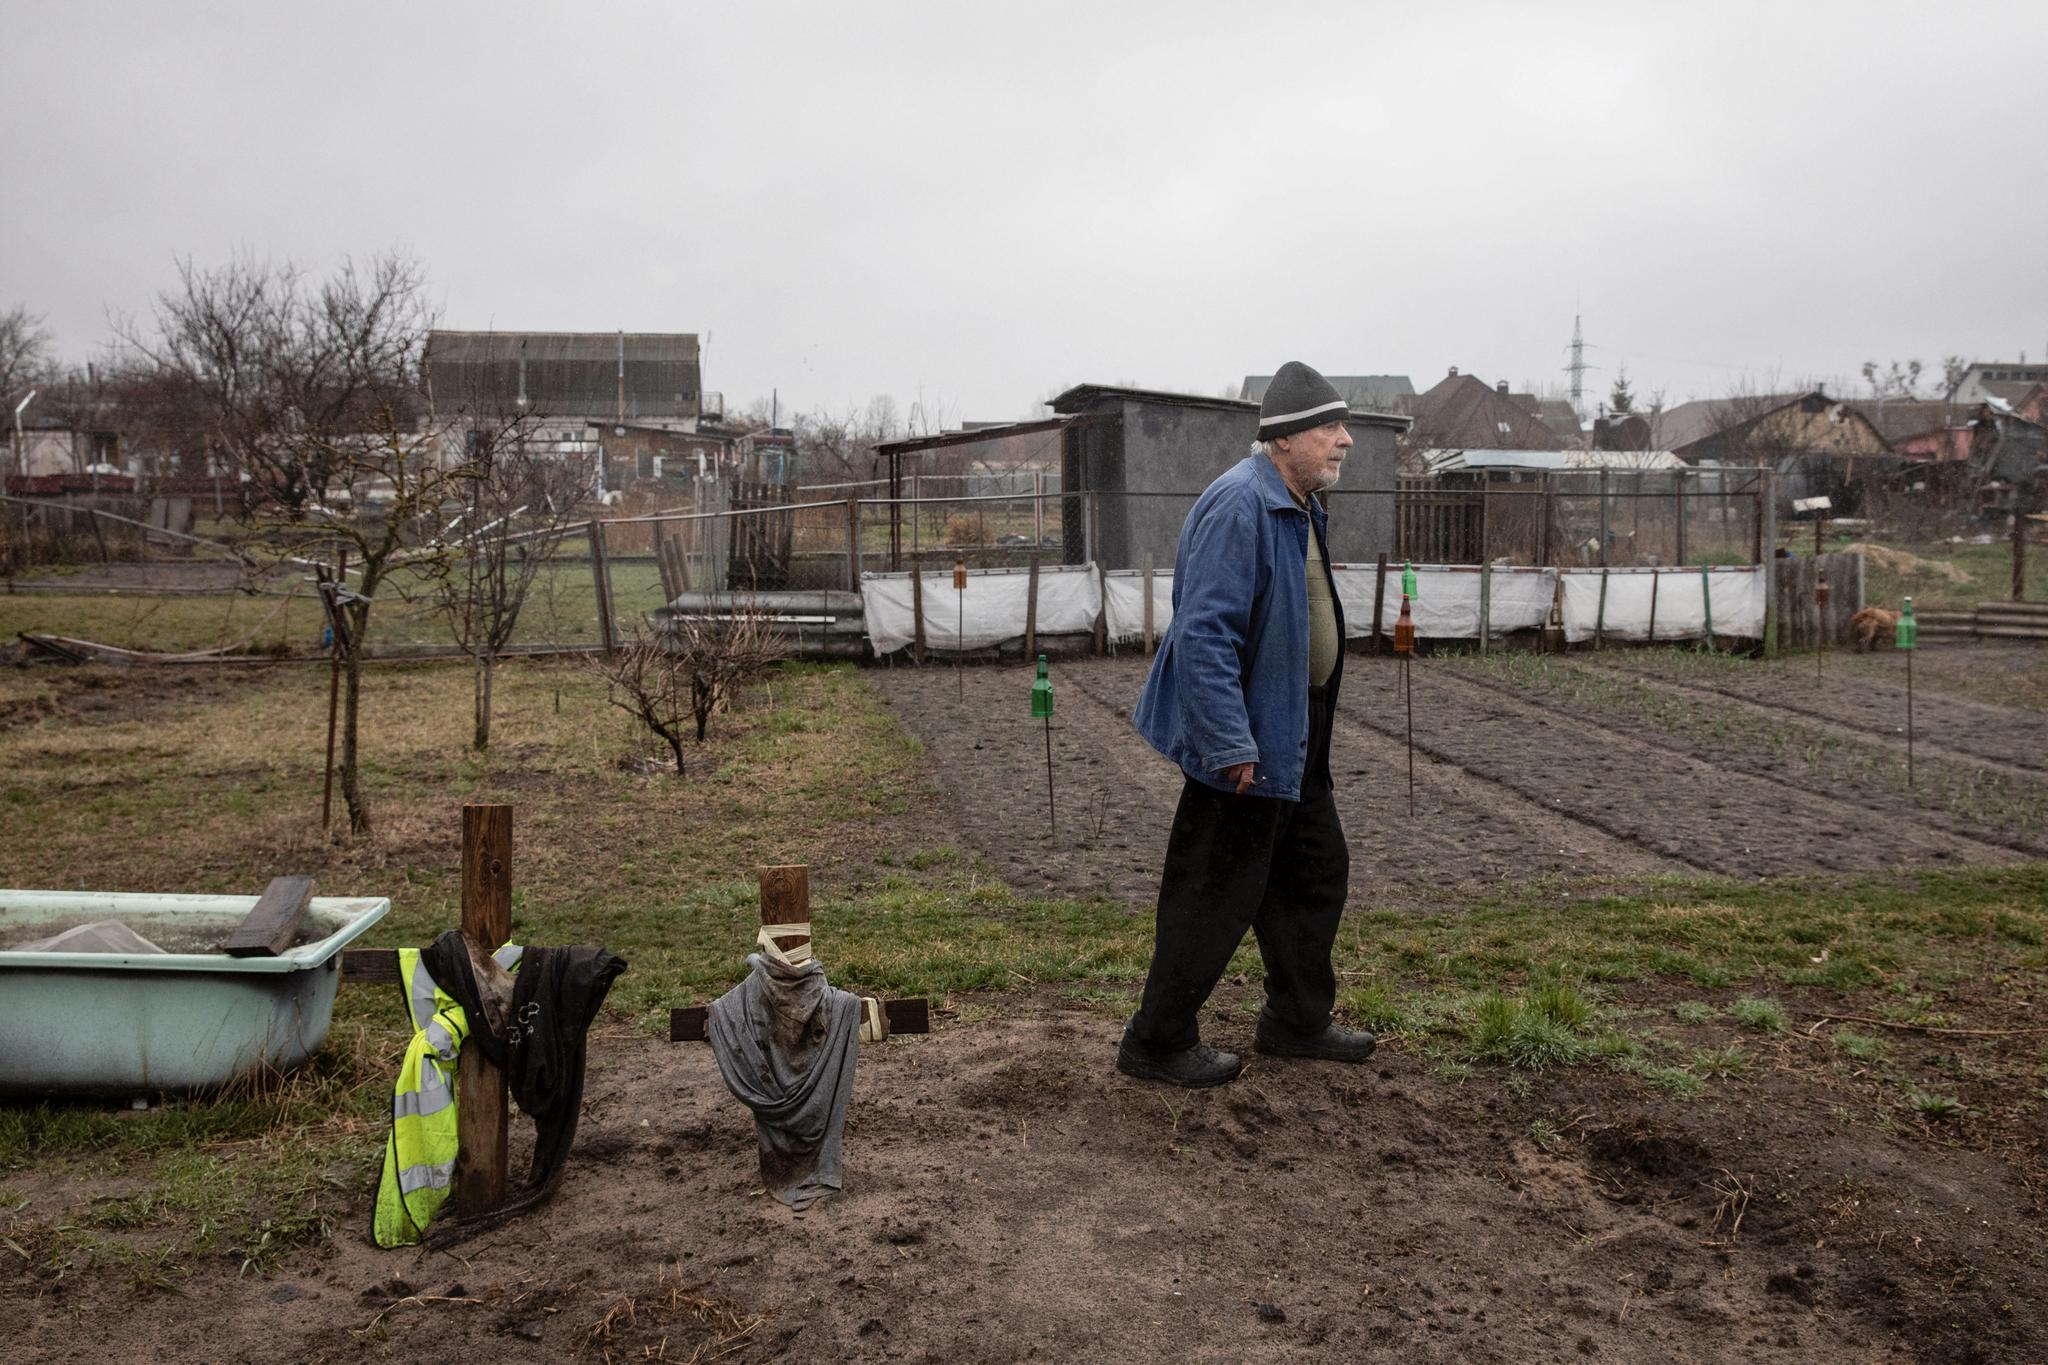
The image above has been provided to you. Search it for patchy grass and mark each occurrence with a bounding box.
[1690,1044,1752,1079]
[1618,1058,1706,1097]
[2,654,2046,1287]
[1730,997,1791,1034]
[1469,987,1593,1070]
[0,556,675,655]
[1907,1090,1965,1122]
[1856,539,2048,612]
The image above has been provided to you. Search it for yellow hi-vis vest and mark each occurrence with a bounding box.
[372,943,521,1249]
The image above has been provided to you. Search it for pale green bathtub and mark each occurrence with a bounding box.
[0,889,390,1099]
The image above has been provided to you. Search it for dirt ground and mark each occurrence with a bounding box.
[13,997,2045,1364]
[8,643,2048,1362]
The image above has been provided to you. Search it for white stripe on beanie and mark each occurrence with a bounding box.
[1260,398,1349,428]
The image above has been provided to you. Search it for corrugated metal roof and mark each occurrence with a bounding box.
[424,330,701,420]
[427,331,699,364]
[1420,448,1682,473]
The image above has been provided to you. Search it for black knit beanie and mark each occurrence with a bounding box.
[1256,361,1349,441]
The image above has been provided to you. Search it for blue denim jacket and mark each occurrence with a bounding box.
[1131,451,1344,801]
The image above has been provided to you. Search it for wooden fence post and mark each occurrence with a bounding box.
[1761,468,1779,658]
[1477,488,1491,655]
[1142,552,1156,654]
[588,521,617,653]
[1674,468,1689,567]
[1647,570,1660,644]
[911,562,927,664]
[455,803,512,1216]
[1089,490,1106,656]
[1371,553,1388,653]
[758,865,811,959]
[1752,471,1766,566]
[1598,467,1610,567]
[2014,480,2030,602]
[1024,552,1040,659]
[846,496,862,594]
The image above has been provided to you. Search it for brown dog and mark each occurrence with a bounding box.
[1850,607,1898,652]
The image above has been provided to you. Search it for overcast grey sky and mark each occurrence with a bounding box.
[4,0,2044,424]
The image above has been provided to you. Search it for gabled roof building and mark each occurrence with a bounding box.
[1396,368,1569,451]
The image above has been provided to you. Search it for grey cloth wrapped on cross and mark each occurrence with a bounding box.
[706,952,861,1210]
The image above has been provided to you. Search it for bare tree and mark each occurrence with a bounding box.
[586,611,788,775]
[119,252,433,518]
[791,395,914,487]
[0,306,55,402]
[120,252,468,834]
[666,606,789,743]
[1862,358,1923,399]
[585,628,696,777]
[1940,355,1970,402]
[424,415,592,749]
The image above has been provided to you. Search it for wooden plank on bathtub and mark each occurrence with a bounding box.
[219,875,316,957]
[341,948,402,982]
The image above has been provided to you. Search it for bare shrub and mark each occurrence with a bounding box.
[944,512,989,546]
[586,610,788,775]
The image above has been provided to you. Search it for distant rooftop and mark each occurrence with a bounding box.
[1051,382,1408,429]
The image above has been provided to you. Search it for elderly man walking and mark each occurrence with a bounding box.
[1119,361,1377,1088]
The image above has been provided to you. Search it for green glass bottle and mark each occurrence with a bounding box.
[1402,559,1418,600]
[1031,654,1054,718]
[1896,597,1917,651]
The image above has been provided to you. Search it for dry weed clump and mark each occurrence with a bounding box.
[586,1267,770,1363]
[944,512,990,546]
[1840,543,1973,585]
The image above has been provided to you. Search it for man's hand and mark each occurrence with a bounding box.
[1221,762,1257,794]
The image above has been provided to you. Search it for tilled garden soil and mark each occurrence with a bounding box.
[1583,644,2048,776]
[871,647,2037,896]
[14,1000,2047,1364]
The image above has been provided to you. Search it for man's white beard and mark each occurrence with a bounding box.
[1309,463,1343,491]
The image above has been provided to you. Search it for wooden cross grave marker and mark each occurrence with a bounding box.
[668,864,930,1042]
[340,803,514,1216]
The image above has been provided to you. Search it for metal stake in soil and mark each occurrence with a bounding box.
[1031,654,1056,835]
[1394,593,1417,817]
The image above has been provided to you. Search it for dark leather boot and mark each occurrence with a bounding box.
[1117,1031,1243,1088]
[1254,1016,1377,1063]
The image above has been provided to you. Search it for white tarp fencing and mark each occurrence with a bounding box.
[1559,566,1765,642]
[860,564,1100,656]
[1103,569,1174,643]
[860,560,1766,654]
[1328,563,1557,640]
[1087,563,1561,643]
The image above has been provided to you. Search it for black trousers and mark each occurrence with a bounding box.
[1128,687,1348,1053]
